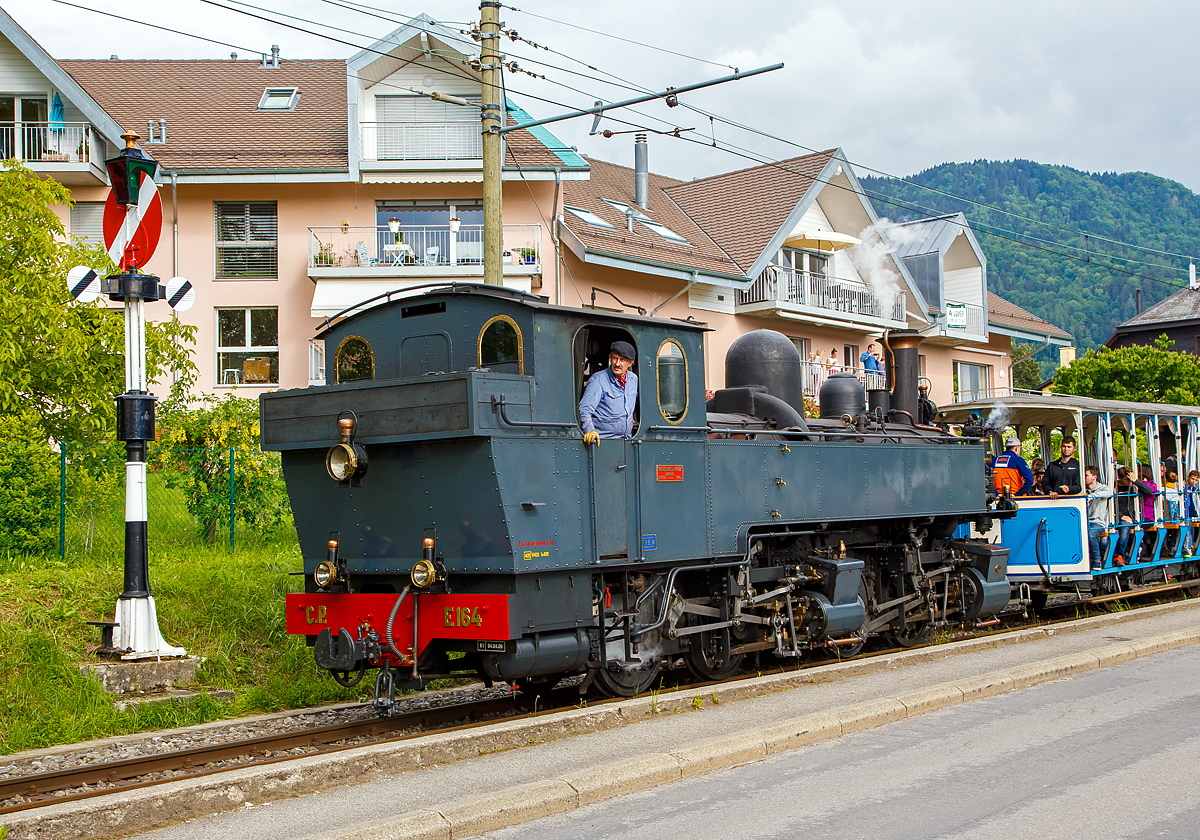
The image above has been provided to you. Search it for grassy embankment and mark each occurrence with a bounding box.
[0,477,369,756]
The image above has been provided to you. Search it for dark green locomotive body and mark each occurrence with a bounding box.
[263,284,1007,702]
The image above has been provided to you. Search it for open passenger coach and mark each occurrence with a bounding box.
[262,283,1010,706]
[944,393,1200,609]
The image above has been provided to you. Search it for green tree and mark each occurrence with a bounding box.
[1052,336,1200,404]
[1011,341,1047,391]
[154,394,292,542]
[0,160,196,445]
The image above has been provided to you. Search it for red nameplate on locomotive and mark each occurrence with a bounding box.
[286,592,512,658]
[656,464,683,482]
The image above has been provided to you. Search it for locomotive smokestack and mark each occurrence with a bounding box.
[634,134,649,210]
[886,329,924,423]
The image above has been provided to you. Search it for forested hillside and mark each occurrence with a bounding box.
[861,160,1200,351]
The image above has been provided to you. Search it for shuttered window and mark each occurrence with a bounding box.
[374,95,482,160]
[215,202,278,279]
[70,202,105,247]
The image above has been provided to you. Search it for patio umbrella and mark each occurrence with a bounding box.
[49,92,64,152]
[783,229,861,251]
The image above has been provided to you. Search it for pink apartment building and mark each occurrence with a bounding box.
[0,8,1070,407]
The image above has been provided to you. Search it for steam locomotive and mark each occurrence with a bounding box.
[261,283,1010,707]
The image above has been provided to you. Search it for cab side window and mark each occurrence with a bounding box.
[334,335,374,383]
[478,315,523,374]
[656,339,687,423]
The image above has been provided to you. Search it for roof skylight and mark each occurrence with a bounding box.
[259,87,299,110]
[637,219,688,244]
[564,205,614,229]
[601,199,649,219]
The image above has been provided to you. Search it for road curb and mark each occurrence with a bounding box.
[333,624,1200,840]
[7,604,1200,840]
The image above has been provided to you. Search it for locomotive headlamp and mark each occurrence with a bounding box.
[326,443,358,481]
[411,537,443,589]
[411,558,438,588]
[326,411,368,485]
[314,559,338,588]
[314,538,345,589]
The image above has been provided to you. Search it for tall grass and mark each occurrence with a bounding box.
[0,539,369,755]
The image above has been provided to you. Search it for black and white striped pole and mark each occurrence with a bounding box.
[67,130,191,659]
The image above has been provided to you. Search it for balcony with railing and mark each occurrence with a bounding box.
[308,224,541,279]
[736,266,906,328]
[359,122,493,168]
[1,121,107,183]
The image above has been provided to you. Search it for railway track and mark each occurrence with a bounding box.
[3,578,1195,818]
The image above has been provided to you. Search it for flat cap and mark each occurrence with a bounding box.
[610,340,636,361]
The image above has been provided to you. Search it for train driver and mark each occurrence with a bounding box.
[992,437,1035,496]
[580,340,638,444]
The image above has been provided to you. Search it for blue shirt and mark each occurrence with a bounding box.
[860,351,881,372]
[579,368,638,439]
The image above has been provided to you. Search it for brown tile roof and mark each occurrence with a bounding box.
[988,291,1073,339]
[662,150,836,272]
[59,58,349,171]
[561,158,742,277]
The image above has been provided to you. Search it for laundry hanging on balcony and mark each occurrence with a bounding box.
[48,92,65,152]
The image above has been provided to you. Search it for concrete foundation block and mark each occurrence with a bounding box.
[435,779,577,837]
[671,732,767,777]
[113,688,235,712]
[82,656,201,694]
[561,753,681,805]
[833,697,907,733]
[761,712,841,754]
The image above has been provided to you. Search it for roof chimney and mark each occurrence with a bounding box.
[634,133,649,210]
[231,51,238,60]
[271,45,280,67]
[1136,288,1142,314]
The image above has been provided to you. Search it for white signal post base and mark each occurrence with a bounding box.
[113,595,187,661]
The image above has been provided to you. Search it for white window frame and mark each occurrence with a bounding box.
[637,219,688,244]
[215,307,279,386]
[214,201,278,280]
[258,87,299,110]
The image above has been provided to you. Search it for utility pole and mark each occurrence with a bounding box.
[480,1,504,286]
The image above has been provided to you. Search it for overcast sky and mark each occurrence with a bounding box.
[14,0,1200,191]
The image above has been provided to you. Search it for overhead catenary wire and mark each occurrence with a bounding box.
[499,5,1200,268]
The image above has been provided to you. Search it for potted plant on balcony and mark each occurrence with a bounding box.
[387,217,402,244]
[519,248,537,265]
[448,216,461,233]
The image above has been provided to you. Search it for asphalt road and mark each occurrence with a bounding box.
[482,645,1200,840]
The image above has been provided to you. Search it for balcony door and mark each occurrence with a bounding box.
[0,97,48,161]
[375,200,483,267]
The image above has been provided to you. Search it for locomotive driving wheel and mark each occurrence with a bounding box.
[888,617,932,647]
[684,629,744,681]
[593,659,661,697]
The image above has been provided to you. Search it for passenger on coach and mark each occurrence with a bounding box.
[1133,464,1159,560]
[1163,469,1182,558]
[1044,436,1082,499]
[992,438,1034,496]
[579,341,638,444]
[1114,466,1137,566]
[1084,466,1114,569]
[1185,470,1200,557]
[1029,458,1047,495]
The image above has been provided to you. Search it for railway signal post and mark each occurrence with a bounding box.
[87,131,185,659]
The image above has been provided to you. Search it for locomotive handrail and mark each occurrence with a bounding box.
[490,395,579,429]
[630,558,748,640]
